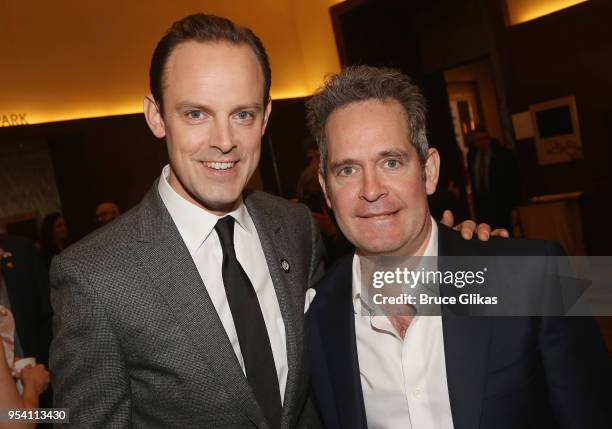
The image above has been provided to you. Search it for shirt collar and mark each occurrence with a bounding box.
[352,217,438,315]
[157,165,252,253]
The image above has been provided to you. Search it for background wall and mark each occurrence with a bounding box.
[495,0,612,254]
[0,115,167,239]
[0,140,62,232]
[0,0,344,125]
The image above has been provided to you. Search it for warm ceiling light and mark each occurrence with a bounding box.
[270,89,312,100]
[506,0,589,26]
[24,104,144,125]
[21,91,315,125]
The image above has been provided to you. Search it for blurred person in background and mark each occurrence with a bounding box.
[40,213,69,270]
[467,126,521,234]
[94,202,121,228]
[296,144,344,262]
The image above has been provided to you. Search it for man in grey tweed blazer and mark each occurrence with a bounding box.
[50,14,323,428]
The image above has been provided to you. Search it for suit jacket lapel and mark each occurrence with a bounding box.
[316,257,367,429]
[438,224,491,429]
[244,193,302,428]
[129,185,267,427]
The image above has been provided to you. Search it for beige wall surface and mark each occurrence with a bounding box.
[0,0,343,125]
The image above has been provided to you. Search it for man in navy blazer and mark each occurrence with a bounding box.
[305,65,611,428]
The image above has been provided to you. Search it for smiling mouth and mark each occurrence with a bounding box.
[204,161,237,171]
[359,210,399,219]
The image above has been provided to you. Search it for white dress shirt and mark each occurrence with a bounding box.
[157,165,288,403]
[352,219,455,428]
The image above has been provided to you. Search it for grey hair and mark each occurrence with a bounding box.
[306,65,429,177]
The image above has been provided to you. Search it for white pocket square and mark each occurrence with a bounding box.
[304,288,317,314]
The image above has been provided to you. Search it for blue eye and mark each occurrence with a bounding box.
[339,166,355,176]
[187,111,203,120]
[235,111,254,121]
[385,159,400,169]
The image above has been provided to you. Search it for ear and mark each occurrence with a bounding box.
[424,147,440,195]
[318,170,332,209]
[144,95,166,138]
[261,98,272,136]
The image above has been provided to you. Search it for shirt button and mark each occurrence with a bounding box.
[413,387,422,398]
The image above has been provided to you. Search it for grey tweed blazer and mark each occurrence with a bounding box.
[50,182,325,428]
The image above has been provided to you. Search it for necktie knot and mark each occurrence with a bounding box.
[214,216,235,249]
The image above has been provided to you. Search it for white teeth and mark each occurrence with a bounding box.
[205,161,235,170]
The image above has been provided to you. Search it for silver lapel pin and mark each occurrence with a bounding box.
[280,259,290,273]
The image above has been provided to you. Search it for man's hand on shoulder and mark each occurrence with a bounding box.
[440,209,510,241]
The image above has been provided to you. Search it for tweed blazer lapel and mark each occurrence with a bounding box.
[128,184,268,427]
[244,192,303,428]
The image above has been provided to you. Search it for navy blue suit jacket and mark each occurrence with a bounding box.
[309,224,611,428]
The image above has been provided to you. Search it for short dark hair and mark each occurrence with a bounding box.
[149,13,271,113]
[306,65,428,177]
[40,212,63,254]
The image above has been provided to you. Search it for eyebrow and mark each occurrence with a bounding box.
[175,102,212,114]
[174,101,263,113]
[379,149,411,159]
[232,103,263,112]
[329,157,359,171]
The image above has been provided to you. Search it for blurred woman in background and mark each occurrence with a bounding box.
[40,212,69,270]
